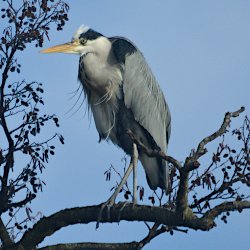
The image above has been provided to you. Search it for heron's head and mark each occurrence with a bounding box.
[41,25,110,56]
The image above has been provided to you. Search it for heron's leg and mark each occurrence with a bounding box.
[117,143,138,222]
[132,143,138,204]
[96,143,138,229]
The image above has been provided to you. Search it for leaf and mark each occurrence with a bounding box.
[53,117,59,127]
[139,187,144,201]
[30,128,36,136]
[59,135,64,144]
[21,100,29,107]
[124,193,129,200]
[36,122,40,134]
[148,196,155,205]
[23,175,28,182]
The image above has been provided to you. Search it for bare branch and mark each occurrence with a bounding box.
[190,178,241,209]
[203,200,250,221]
[127,130,182,170]
[16,204,219,249]
[175,107,246,217]
[171,227,188,234]
[0,218,12,246]
[39,242,139,250]
[38,225,188,250]
[175,170,191,216]
[138,223,166,249]
[186,106,245,164]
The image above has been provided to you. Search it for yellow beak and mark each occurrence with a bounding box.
[40,41,80,54]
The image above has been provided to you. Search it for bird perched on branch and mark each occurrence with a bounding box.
[42,25,171,195]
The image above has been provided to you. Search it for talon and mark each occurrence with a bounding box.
[96,143,139,229]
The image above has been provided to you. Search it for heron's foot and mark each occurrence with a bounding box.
[116,201,135,222]
[96,143,138,229]
[96,199,136,229]
[96,197,116,229]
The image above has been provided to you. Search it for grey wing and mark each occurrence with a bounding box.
[111,37,171,151]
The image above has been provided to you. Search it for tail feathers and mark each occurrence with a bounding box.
[140,153,168,191]
[159,160,169,190]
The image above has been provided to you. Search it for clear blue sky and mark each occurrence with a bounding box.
[3,1,250,249]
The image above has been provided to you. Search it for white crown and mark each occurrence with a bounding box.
[73,24,90,40]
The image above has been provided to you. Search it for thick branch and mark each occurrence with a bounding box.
[16,204,216,249]
[38,225,187,250]
[39,242,139,250]
[13,200,249,249]
[175,170,190,216]
[0,217,12,246]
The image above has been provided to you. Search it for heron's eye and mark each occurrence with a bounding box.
[79,37,87,45]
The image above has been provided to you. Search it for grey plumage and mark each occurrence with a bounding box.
[42,25,171,191]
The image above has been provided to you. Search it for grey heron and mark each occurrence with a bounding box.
[42,25,171,201]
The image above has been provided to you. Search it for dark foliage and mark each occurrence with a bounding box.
[0,0,68,245]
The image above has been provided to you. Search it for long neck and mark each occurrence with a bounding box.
[83,37,112,61]
[80,37,117,86]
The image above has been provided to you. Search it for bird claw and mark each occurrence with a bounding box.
[96,198,115,229]
[96,143,138,229]
[116,201,132,222]
[96,199,136,229]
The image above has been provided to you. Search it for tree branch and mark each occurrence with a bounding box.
[175,170,192,217]
[0,46,16,205]
[38,224,188,250]
[127,130,182,170]
[15,204,217,249]
[190,178,241,209]
[186,106,245,164]
[138,223,166,249]
[39,242,139,250]
[0,217,12,246]
[175,107,246,217]
[202,200,250,221]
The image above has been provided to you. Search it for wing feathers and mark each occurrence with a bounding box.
[111,37,170,151]
[111,37,171,190]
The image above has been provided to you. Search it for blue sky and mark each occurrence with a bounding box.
[2,1,250,249]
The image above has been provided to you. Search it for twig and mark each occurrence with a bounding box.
[202,200,250,221]
[190,178,241,209]
[138,223,166,249]
[127,130,182,170]
[171,226,188,234]
[186,107,245,164]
